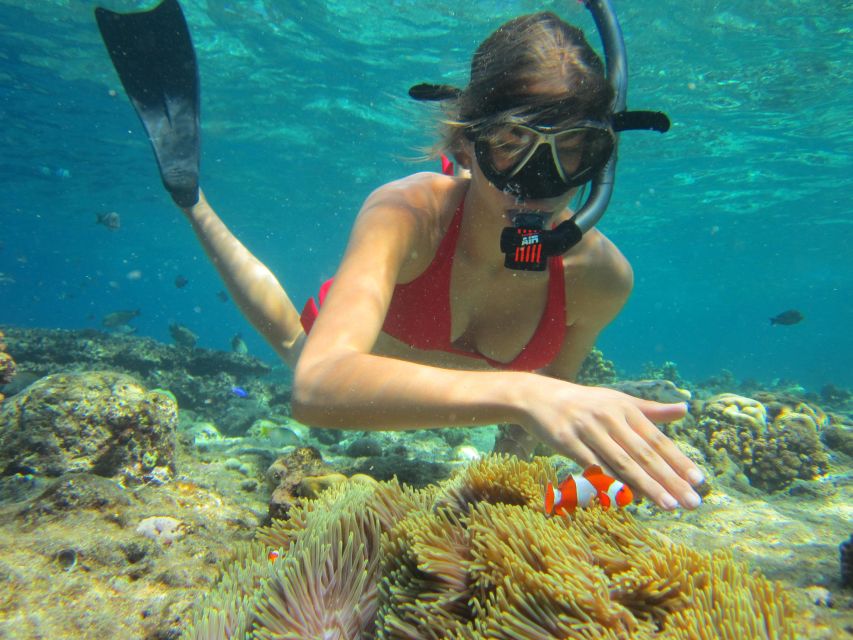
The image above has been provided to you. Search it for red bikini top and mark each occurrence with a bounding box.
[300,157,568,371]
[381,197,567,371]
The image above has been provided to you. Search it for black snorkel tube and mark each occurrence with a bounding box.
[573,0,628,234]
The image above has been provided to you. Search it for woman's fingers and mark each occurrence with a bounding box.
[614,411,702,509]
[628,407,705,487]
[580,418,681,510]
[573,401,702,510]
[637,399,687,423]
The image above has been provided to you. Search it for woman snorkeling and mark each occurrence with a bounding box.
[97,1,704,511]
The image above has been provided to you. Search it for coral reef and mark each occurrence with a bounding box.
[186,456,798,639]
[0,371,176,483]
[641,360,687,388]
[1,327,285,430]
[576,347,618,385]
[0,329,16,403]
[695,393,830,492]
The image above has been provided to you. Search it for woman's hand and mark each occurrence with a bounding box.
[519,379,703,510]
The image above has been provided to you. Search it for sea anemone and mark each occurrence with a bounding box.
[187,456,798,639]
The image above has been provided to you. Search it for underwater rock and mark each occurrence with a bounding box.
[19,472,130,519]
[0,371,177,483]
[605,378,692,403]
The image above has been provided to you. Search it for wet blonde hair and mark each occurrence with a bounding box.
[439,12,613,167]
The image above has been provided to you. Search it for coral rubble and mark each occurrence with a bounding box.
[186,456,798,639]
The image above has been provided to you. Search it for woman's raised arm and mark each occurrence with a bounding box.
[182,190,305,367]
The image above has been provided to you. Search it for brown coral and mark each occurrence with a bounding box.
[577,347,618,385]
[697,393,829,491]
[188,456,798,640]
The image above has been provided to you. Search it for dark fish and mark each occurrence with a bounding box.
[169,322,199,349]
[770,309,804,326]
[96,211,121,231]
[231,386,249,398]
[216,290,229,302]
[231,333,248,354]
[102,309,140,328]
[174,275,189,289]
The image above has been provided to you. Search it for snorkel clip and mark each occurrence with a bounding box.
[500,211,582,271]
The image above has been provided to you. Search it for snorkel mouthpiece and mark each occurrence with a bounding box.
[500,211,582,271]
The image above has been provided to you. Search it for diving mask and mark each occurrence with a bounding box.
[469,121,615,200]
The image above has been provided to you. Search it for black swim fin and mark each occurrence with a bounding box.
[95,0,200,207]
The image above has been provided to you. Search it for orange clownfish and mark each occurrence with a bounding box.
[544,465,634,516]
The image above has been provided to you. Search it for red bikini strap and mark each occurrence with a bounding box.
[440,154,454,176]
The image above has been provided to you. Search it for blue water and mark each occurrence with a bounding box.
[1,0,851,389]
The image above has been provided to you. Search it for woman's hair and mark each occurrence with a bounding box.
[438,12,613,166]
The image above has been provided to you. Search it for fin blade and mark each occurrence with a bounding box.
[95,0,200,207]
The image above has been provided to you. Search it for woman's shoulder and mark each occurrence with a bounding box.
[361,171,467,235]
[563,227,633,300]
[354,172,468,281]
[367,171,465,213]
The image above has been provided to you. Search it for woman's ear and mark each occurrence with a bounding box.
[455,140,473,170]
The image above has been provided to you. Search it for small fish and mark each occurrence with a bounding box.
[544,465,634,516]
[96,211,121,231]
[102,309,140,328]
[216,290,229,303]
[770,309,803,326]
[231,386,249,398]
[231,333,248,354]
[268,550,280,562]
[174,275,189,289]
[169,322,198,349]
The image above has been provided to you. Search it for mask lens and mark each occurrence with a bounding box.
[479,124,539,173]
[554,126,614,186]
[476,123,614,192]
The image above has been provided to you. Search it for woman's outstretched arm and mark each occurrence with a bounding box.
[181,190,305,367]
